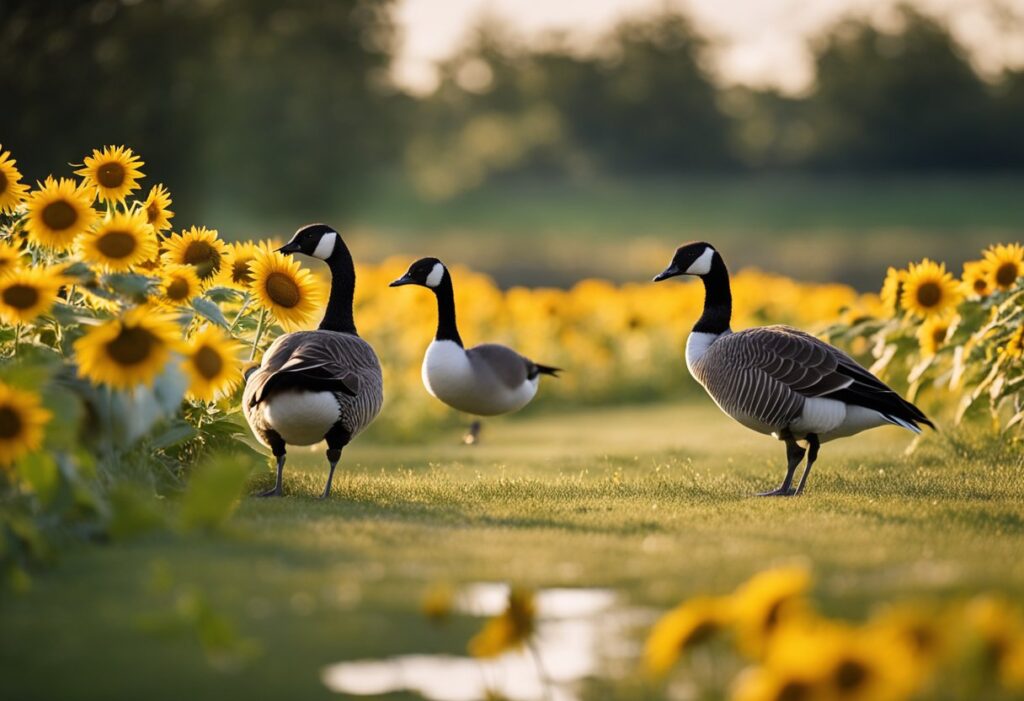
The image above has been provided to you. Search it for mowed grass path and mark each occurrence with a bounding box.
[3,402,1023,700]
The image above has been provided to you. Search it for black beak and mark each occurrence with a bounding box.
[389,274,417,288]
[277,240,302,255]
[653,265,681,282]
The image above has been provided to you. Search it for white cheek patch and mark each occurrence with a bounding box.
[312,232,337,260]
[686,247,715,275]
[425,262,445,288]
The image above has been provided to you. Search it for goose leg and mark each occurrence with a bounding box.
[463,420,482,446]
[259,448,287,497]
[758,435,805,497]
[794,433,820,495]
[321,424,351,500]
[320,448,342,500]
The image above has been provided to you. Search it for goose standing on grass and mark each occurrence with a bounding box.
[243,224,383,498]
[653,242,934,496]
[390,257,560,443]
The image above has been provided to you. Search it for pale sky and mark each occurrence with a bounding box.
[391,0,1024,94]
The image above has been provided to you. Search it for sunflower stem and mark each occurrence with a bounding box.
[229,294,252,332]
[13,323,20,356]
[249,307,267,362]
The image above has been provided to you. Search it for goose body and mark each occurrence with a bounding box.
[655,242,933,496]
[391,258,559,439]
[243,224,383,498]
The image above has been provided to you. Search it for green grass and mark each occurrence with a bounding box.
[3,401,1024,700]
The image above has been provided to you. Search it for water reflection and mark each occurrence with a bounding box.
[321,583,639,701]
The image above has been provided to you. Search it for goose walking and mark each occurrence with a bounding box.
[389,258,560,442]
[653,242,933,496]
[243,224,383,498]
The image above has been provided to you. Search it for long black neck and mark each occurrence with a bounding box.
[693,253,732,335]
[319,245,357,335]
[432,273,463,346]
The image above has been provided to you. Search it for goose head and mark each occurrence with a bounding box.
[389,257,447,289]
[278,223,343,262]
[653,242,718,281]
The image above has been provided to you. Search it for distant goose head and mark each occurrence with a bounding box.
[278,223,344,262]
[653,242,720,282]
[389,257,448,290]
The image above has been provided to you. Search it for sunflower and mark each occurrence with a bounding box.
[77,210,158,273]
[982,243,1024,291]
[961,260,992,298]
[1004,324,1024,360]
[214,241,259,290]
[917,315,954,357]
[0,146,30,214]
[0,240,25,275]
[75,145,144,204]
[879,267,905,316]
[0,383,51,468]
[74,306,181,390]
[732,567,813,659]
[24,177,97,252]
[0,266,67,325]
[468,588,536,658]
[158,264,201,305]
[249,247,325,330]
[142,184,174,233]
[644,596,732,674]
[182,325,244,401]
[162,226,228,285]
[899,259,961,318]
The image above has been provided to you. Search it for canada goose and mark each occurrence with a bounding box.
[389,258,560,441]
[653,242,934,496]
[243,224,383,498]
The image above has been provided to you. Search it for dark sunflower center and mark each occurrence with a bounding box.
[974,277,988,293]
[996,262,1018,287]
[834,659,870,691]
[184,241,220,279]
[105,326,158,366]
[193,345,224,380]
[166,277,190,301]
[97,162,125,189]
[232,259,254,285]
[96,230,137,259]
[42,200,77,231]
[0,406,23,439]
[776,680,811,701]
[146,201,161,223]
[0,169,8,194]
[2,284,40,310]
[932,327,947,346]
[266,272,301,308]
[683,621,718,648]
[909,625,936,653]
[916,281,941,308]
[763,599,785,631]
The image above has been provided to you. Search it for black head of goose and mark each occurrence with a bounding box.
[390,257,560,442]
[243,223,383,498]
[655,242,934,497]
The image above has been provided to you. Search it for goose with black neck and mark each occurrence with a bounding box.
[390,257,560,444]
[654,242,933,496]
[243,224,383,498]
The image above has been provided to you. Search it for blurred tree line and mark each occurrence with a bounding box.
[3,1,1024,216]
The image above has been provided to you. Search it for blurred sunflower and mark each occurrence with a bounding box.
[644,595,732,674]
[75,145,144,204]
[917,315,954,358]
[74,307,180,389]
[77,210,158,272]
[24,177,97,251]
[732,567,812,658]
[158,264,201,305]
[879,267,905,316]
[900,259,961,318]
[249,247,324,330]
[964,595,1024,686]
[0,146,30,214]
[961,260,992,298]
[162,226,227,285]
[182,325,244,401]
[468,588,536,658]
[215,241,259,290]
[142,184,174,233]
[1004,325,1024,360]
[731,667,828,701]
[982,243,1024,291]
[0,382,51,467]
[0,266,66,325]
[0,240,24,275]
[868,605,948,676]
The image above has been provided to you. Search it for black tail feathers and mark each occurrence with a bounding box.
[533,363,562,378]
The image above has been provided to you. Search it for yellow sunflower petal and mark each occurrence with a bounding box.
[0,266,67,326]
[0,146,31,214]
[214,241,260,291]
[161,226,228,286]
[75,145,145,204]
[158,263,202,306]
[142,183,174,233]
[77,210,159,273]
[0,382,51,467]
[249,247,325,331]
[0,240,26,276]
[24,177,98,252]
[961,260,992,299]
[182,325,244,402]
[74,307,181,390]
[899,259,961,318]
[982,243,1024,291]
[917,314,955,358]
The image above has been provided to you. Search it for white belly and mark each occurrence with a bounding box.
[788,399,889,442]
[422,340,538,416]
[263,389,340,446]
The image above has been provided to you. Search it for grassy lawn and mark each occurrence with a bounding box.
[3,401,1023,700]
